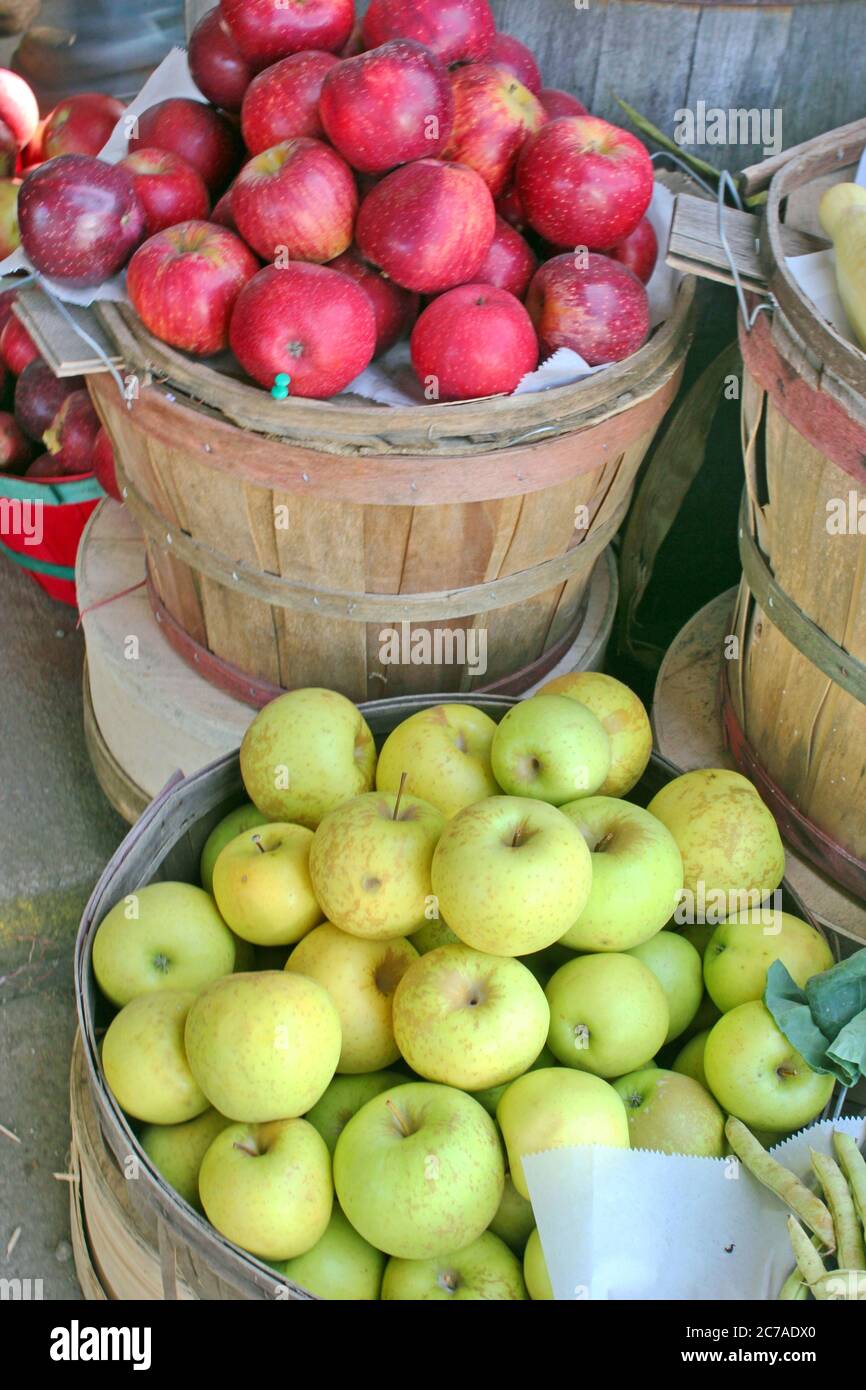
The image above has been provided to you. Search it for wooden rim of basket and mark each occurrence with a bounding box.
[82,659,150,825]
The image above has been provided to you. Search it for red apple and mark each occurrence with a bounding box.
[220,0,355,65]
[496,181,527,230]
[539,89,588,120]
[329,247,419,354]
[43,388,100,471]
[15,361,84,441]
[241,51,340,154]
[472,215,536,298]
[20,119,45,170]
[189,7,255,114]
[486,34,542,95]
[356,158,495,293]
[92,426,121,501]
[26,453,63,479]
[606,216,658,284]
[0,313,38,374]
[526,252,649,364]
[517,115,653,250]
[443,63,546,197]
[127,220,259,356]
[210,184,237,230]
[340,21,365,57]
[18,155,146,286]
[42,93,125,159]
[0,409,32,470]
[129,99,241,193]
[0,287,18,335]
[362,0,495,65]
[0,117,17,177]
[119,148,210,235]
[0,70,39,149]
[0,177,19,256]
[229,262,376,397]
[411,283,537,400]
[231,138,357,263]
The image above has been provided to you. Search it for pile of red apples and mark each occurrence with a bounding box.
[13,0,660,402]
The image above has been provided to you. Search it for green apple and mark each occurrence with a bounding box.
[92,881,236,1007]
[431,796,592,956]
[375,703,500,818]
[309,791,444,940]
[392,943,549,1090]
[628,930,703,1043]
[240,687,376,828]
[683,991,722,1043]
[672,1030,711,1090]
[305,1071,405,1154]
[497,1067,630,1199]
[184,970,341,1122]
[521,944,575,986]
[703,909,834,1014]
[410,918,459,954]
[703,1000,835,1132]
[103,991,208,1125]
[537,671,652,797]
[199,1117,332,1260]
[471,1046,556,1117]
[557,797,683,951]
[647,768,785,907]
[545,954,669,1078]
[230,932,257,971]
[212,823,322,947]
[333,1082,504,1259]
[276,1205,385,1300]
[677,921,716,961]
[381,1231,526,1300]
[613,1067,725,1157]
[139,1108,232,1210]
[490,695,611,804]
[200,803,269,894]
[523,1227,554,1300]
[286,923,417,1073]
[489,1173,535,1254]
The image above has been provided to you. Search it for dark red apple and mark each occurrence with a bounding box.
[231,138,357,263]
[20,119,45,170]
[320,40,453,174]
[486,34,542,95]
[92,426,121,500]
[0,287,18,335]
[0,177,19,256]
[220,0,355,65]
[42,93,125,159]
[43,388,100,471]
[0,117,17,177]
[229,262,376,397]
[241,51,340,154]
[0,70,39,149]
[0,409,33,470]
[0,313,38,374]
[129,99,241,193]
[496,181,527,230]
[443,63,546,197]
[127,220,259,356]
[210,184,237,230]
[329,247,419,354]
[526,252,649,365]
[472,215,536,298]
[362,0,495,65]
[18,155,146,286]
[411,282,537,400]
[119,148,210,235]
[517,115,653,250]
[26,453,63,479]
[605,216,658,284]
[189,7,255,114]
[539,88,588,120]
[15,361,84,441]
[356,158,495,294]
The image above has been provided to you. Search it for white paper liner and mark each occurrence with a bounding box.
[784,142,866,354]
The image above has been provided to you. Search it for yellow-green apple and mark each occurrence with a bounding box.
[198,1117,332,1260]
[487,33,542,94]
[430,795,592,955]
[672,1030,711,1091]
[647,768,785,908]
[410,918,460,954]
[498,1066,629,1199]
[521,945,575,987]
[102,991,208,1125]
[286,923,418,1072]
[410,282,539,400]
[240,687,377,827]
[240,51,339,154]
[537,671,652,797]
[222,0,355,65]
[333,1081,504,1258]
[375,702,500,818]
[381,1231,526,1300]
[188,6,254,114]
[443,63,545,197]
[139,1108,231,1210]
[361,0,496,65]
[184,971,341,1122]
[545,953,668,1078]
[703,1001,834,1132]
[678,921,716,961]
[230,137,357,263]
[392,943,549,1089]
[527,253,650,365]
[471,1045,556,1117]
[524,1227,554,1300]
[490,1174,535,1254]
[703,909,834,1014]
[490,695,611,804]
[309,791,444,940]
[0,178,19,256]
[199,802,270,894]
[627,930,703,1043]
[304,1071,405,1154]
[276,1205,385,1300]
[92,881,236,1007]
[679,992,722,1049]
[128,97,241,193]
[212,822,321,947]
[613,1067,725,1157]
[557,796,682,950]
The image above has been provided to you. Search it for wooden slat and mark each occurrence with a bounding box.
[667,193,827,293]
[15,288,123,377]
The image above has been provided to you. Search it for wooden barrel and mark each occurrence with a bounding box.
[723,124,866,901]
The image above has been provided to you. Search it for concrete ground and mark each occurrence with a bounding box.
[0,555,127,1300]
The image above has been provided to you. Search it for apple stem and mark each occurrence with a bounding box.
[384,1097,411,1137]
[594,832,615,854]
[233,1138,259,1158]
[252,834,265,854]
[392,772,408,821]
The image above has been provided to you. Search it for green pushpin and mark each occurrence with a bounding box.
[271,372,291,400]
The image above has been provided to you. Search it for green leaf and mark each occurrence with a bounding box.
[807,952,866,1040]
[764,961,835,1075]
[764,951,866,1088]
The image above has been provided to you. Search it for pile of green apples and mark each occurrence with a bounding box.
[92,675,836,1301]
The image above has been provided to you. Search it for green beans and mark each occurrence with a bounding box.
[725,1117,835,1251]
[811,1148,866,1272]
